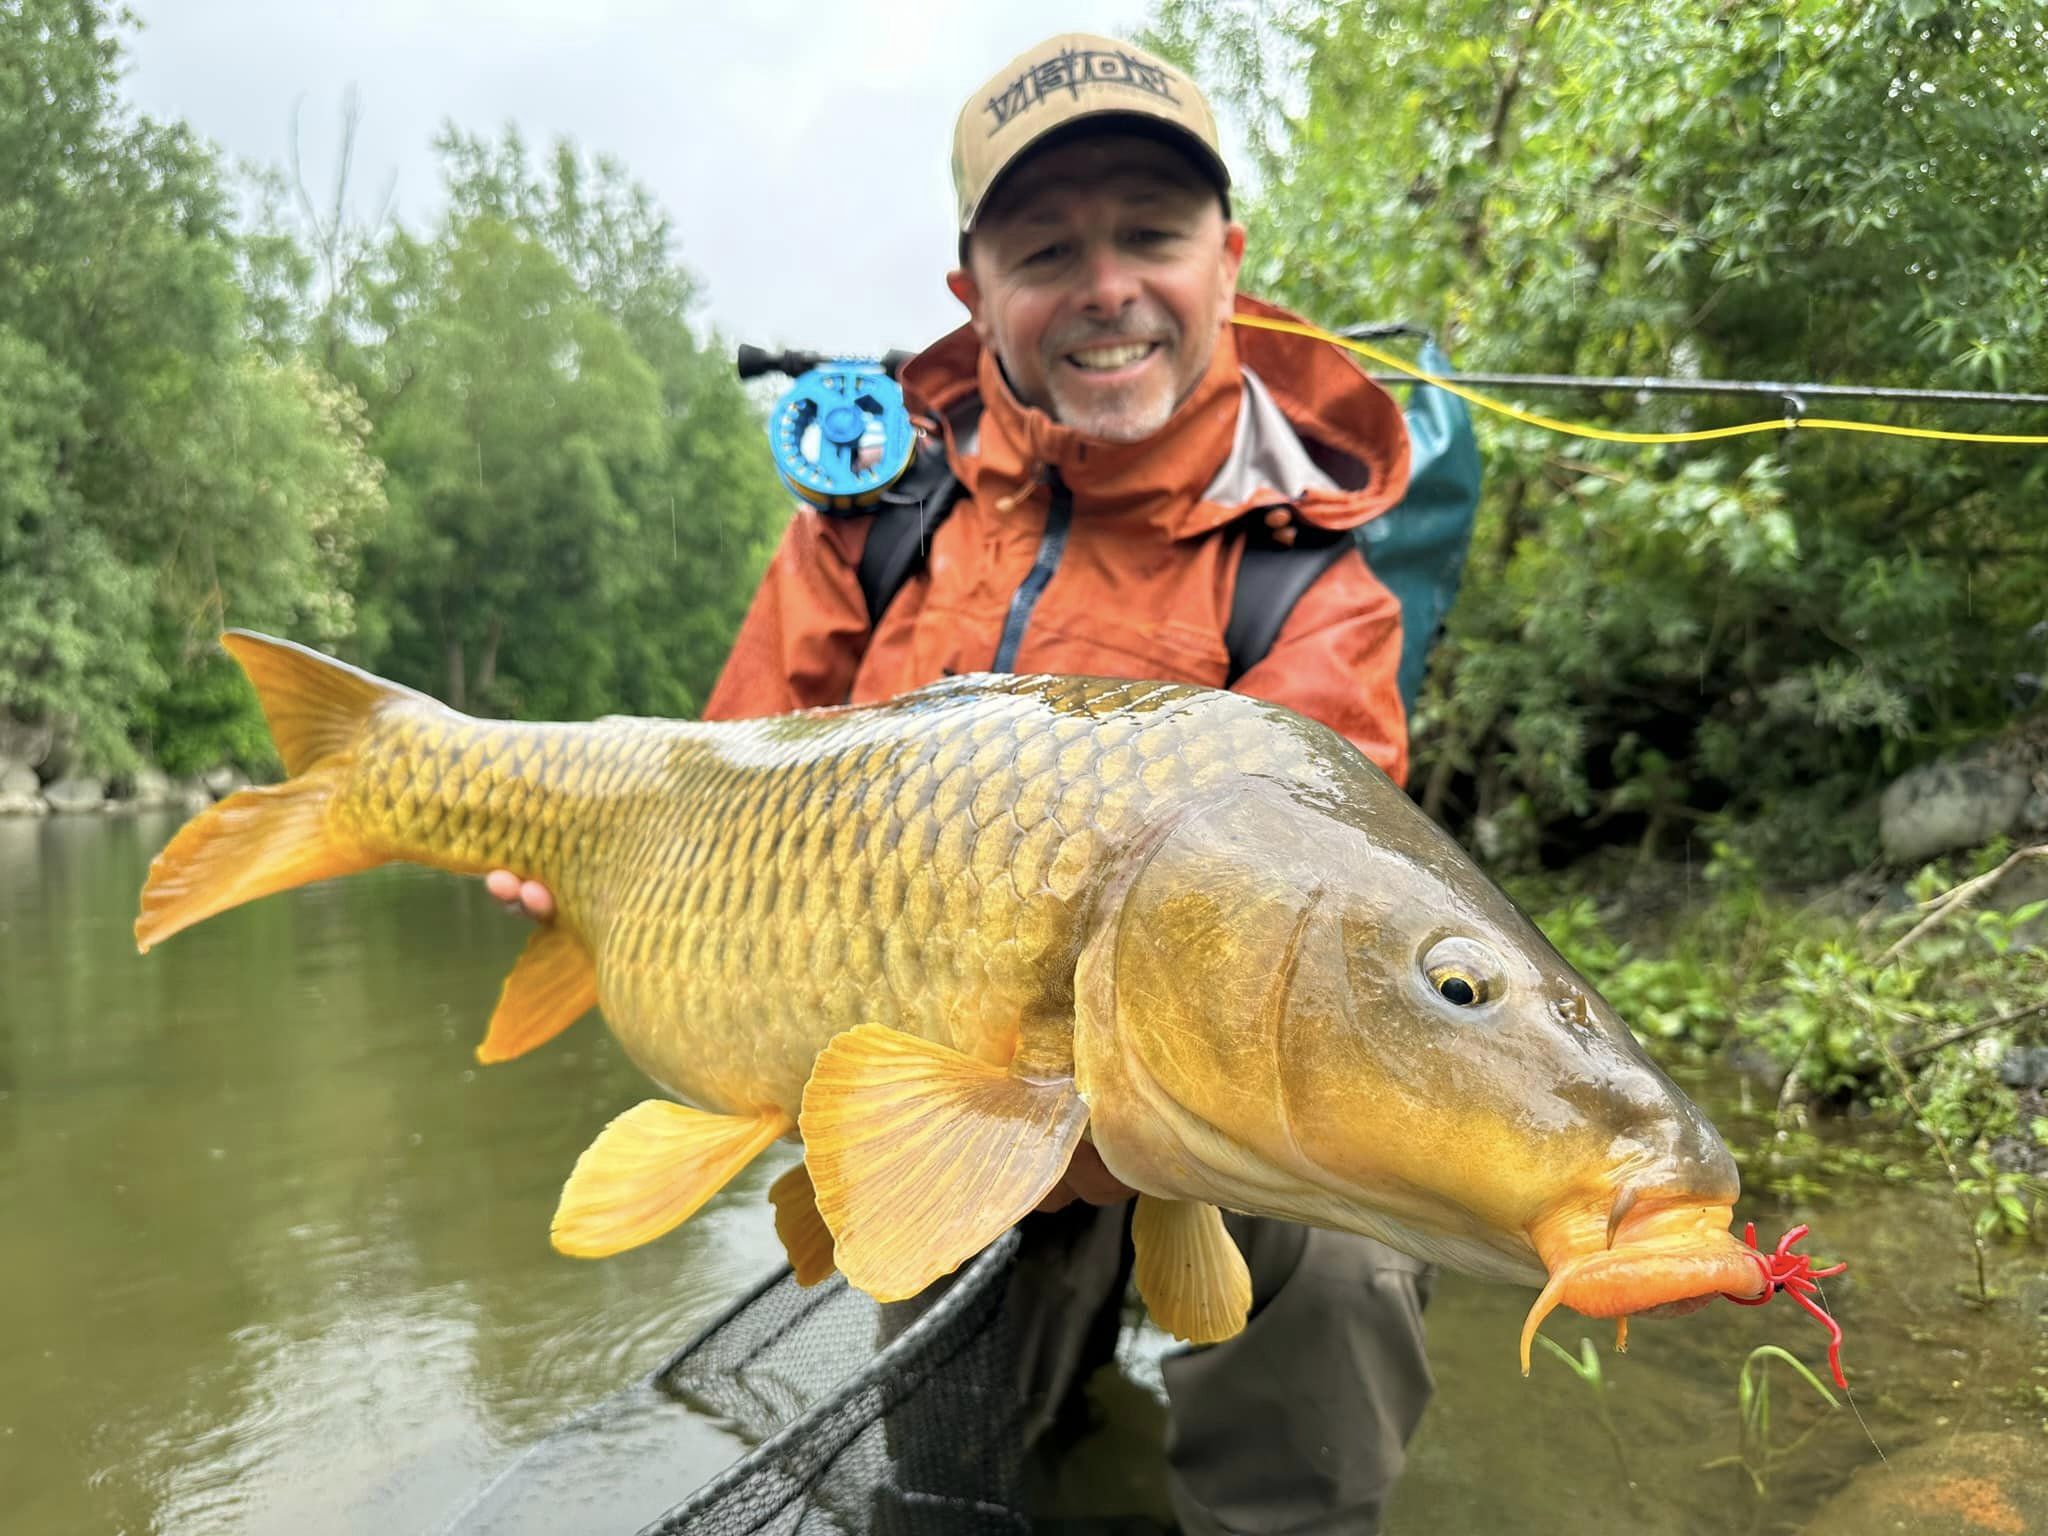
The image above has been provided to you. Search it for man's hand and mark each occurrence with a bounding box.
[485,869,555,922]
[1035,1139,1137,1213]
[1263,507,1298,547]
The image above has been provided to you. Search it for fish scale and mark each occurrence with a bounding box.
[139,630,1820,1371]
[323,672,1287,1119]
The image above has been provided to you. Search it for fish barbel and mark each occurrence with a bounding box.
[136,630,1783,1364]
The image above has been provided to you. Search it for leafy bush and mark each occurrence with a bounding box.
[1148,0,2048,880]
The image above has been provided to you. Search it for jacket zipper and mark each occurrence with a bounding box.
[991,471,1071,673]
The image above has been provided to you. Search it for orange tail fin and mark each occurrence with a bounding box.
[133,631,420,953]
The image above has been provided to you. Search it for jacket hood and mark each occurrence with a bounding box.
[898,292,1412,539]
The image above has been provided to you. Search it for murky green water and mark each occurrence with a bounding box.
[2,814,780,1535]
[4,814,2043,1534]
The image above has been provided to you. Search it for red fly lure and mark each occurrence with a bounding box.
[1721,1221,1850,1388]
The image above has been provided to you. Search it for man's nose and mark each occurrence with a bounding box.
[1075,242,1141,317]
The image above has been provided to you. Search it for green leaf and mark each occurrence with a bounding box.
[1743,1344,1842,1411]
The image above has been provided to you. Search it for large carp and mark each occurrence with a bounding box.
[136,630,1791,1370]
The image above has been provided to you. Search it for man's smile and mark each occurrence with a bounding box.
[1060,339,1165,377]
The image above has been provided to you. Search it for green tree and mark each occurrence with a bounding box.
[336,128,790,720]
[1147,0,2048,876]
[0,0,386,774]
[0,326,158,769]
[134,356,386,773]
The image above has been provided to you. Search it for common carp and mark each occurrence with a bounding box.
[135,630,1818,1374]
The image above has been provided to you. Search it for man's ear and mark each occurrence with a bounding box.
[1217,223,1247,327]
[946,267,992,345]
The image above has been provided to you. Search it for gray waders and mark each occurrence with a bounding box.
[874,1202,1436,1534]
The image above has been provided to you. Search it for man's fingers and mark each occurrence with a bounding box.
[1059,1141,1136,1207]
[485,869,555,922]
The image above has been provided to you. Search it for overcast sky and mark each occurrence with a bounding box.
[112,1,1240,360]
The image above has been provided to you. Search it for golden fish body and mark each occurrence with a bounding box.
[323,670,1299,1122]
[136,630,1781,1367]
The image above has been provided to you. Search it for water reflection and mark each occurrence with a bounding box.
[1,815,785,1535]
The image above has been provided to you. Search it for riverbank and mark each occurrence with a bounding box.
[0,765,236,819]
[0,719,245,819]
[1504,837,2048,1249]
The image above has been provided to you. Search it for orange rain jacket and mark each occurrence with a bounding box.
[702,294,1417,786]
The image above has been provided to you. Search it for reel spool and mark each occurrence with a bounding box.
[766,361,917,513]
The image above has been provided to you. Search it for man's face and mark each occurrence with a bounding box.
[947,134,1245,444]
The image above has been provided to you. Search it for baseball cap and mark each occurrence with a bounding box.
[950,32,1231,233]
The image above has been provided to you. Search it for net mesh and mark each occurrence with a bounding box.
[642,1229,1031,1535]
[441,1230,1037,1535]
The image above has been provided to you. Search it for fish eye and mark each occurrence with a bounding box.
[1435,971,1481,1006]
[1421,937,1505,1009]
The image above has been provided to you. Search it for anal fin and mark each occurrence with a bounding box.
[552,1101,790,1259]
[478,925,599,1063]
[799,1023,1087,1303]
[1132,1195,1252,1345]
[769,1161,837,1286]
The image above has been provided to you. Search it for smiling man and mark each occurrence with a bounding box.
[488,31,1434,1534]
[694,35,1417,778]
[950,131,1238,443]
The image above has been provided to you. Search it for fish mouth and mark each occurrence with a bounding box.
[1518,1189,1768,1373]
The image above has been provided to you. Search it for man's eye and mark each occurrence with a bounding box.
[1021,244,1068,266]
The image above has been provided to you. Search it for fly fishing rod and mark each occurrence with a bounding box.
[736,318,2048,480]
[1336,322,2048,412]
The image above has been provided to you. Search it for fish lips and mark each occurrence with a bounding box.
[1511,1190,1768,1374]
[1519,1192,1768,1362]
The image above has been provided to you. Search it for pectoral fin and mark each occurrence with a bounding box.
[477,925,599,1063]
[1132,1195,1252,1345]
[552,1100,790,1258]
[769,1161,837,1287]
[799,1024,1087,1302]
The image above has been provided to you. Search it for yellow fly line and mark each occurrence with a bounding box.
[1230,313,2048,448]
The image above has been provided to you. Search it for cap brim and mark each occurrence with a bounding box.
[961,111,1232,233]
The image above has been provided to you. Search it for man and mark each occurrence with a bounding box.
[488,32,1436,1534]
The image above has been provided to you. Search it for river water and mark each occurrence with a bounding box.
[3,812,2043,1534]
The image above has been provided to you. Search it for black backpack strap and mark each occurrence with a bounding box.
[855,415,975,625]
[856,499,951,627]
[847,409,974,630]
[1225,519,1354,685]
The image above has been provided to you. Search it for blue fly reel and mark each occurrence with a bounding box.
[768,361,917,513]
